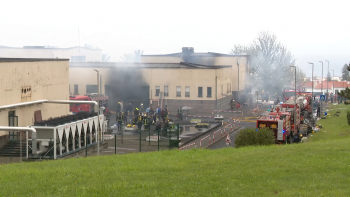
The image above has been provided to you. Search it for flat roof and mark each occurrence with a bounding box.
[0,45,101,50]
[0,58,69,62]
[69,62,231,69]
[142,52,249,57]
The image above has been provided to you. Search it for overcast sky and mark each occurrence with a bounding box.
[0,0,349,77]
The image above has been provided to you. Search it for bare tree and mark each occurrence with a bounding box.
[230,32,295,94]
[102,53,110,62]
[120,50,143,62]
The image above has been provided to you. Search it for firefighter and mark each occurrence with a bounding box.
[116,112,123,131]
[122,112,127,123]
[137,113,143,130]
[143,115,149,131]
[164,106,169,119]
[230,99,235,110]
[116,102,121,113]
[134,108,139,116]
[132,117,137,126]
[153,113,157,124]
[140,103,144,113]
[177,106,183,120]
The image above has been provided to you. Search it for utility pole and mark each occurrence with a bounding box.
[308,62,314,118]
[237,59,240,102]
[93,69,100,156]
[290,66,297,136]
[325,60,329,101]
[332,70,334,94]
[319,61,323,112]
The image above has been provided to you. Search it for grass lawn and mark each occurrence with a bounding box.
[1,104,350,196]
[309,103,350,142]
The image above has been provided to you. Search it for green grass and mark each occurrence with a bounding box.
[1,140,350,196]
[309,103,350,142]
[1,104,350,196]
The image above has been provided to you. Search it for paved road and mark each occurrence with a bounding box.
[208,121,256,149]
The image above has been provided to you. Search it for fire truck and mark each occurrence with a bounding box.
[257,93,313,143]
[69,94,110,115]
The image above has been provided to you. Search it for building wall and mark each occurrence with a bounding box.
[0,47,102,62]
[140,54,249,93]
[0,60,70,136]
[69,66,233,113]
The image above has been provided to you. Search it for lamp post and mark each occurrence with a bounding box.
[319,61,323,112]
[332,70,334,94]
[290,66,297,136]
[93,69,100,156]
[308,62,314,118]
[237,59,240,102]
[325,60,329,101]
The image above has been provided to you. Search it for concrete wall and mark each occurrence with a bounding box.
[0,47,102,62]
[0,60,70,136]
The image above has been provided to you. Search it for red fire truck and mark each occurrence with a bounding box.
[69,94,109,115]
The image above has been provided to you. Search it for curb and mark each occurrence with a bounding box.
[205,126,242,148]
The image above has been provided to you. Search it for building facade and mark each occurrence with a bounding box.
[0,58,70,139]
[0,46,102,62]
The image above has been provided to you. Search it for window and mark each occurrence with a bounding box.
[74,84,79,95]
[198,87,203,97]
[176,86,181,97]
[86,85,97,94]
[155,86,160,96]
[71,56,86,62]
[207,87,212,97]
[221,85,223,95]
[164,86,169,96]
[185,86,190,97]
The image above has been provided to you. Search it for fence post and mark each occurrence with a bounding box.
[121,122,123,144]
[209,136,211,144]
[177,123,180,149]
[169,128,171,150]
[139,130,141,152]
[115,134,117,154]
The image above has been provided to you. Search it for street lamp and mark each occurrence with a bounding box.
[319,61,323,112]
[290,66,297,137]
[308,62,314,118]
[325,60,329,101]
[332,69,334,95]
[93,69,100,156]
[237,59,240,102]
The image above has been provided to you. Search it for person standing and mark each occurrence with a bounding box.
[116,112,123,131]
[146,106,150,115]
[120,101,124,113]
[140,103,144,113]
[177,106,183,120]
[116,102,121,113]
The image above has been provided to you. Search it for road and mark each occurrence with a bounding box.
[208,121,256,149]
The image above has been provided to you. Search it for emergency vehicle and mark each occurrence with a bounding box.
[69,93,110,115]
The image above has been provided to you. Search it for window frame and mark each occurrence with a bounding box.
[176,86,181,97]
[198,87,203,97]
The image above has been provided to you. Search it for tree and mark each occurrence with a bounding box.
[102,53,110,62]
[338,87,350,99]
[120,50,143,62]
[327,71,332,81]
[84,44,99,49]
[230,32,295,94]
[342,64,349,81]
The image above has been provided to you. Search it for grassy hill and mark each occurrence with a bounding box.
[0,104,349,196]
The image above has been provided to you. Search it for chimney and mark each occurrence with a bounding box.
[181,47,194,62]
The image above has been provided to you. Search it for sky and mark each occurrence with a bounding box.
[0,0,349,77]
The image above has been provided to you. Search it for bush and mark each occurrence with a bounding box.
[347,110,350,125]
[235,128,275,148]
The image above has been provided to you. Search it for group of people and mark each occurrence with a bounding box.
[116,102,170,132]
[230,100,242,110]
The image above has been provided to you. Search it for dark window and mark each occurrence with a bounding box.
[74,84,79,95]
[86,85,97,94]
[176,86,181,97]
[185,86,190,97]
[164,86,169,97]
[155,86,160,96]
[207,87,212,97]
[198,87,203,97]
[71,56,86,62]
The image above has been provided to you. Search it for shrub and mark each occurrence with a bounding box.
[235,128,275,148]
[347,110,350,125]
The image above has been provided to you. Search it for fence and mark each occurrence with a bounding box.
[211,123,233,148]
[179,143,196,150]
[212,110,243,118]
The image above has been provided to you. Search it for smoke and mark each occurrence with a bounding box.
[106,67,148,110]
